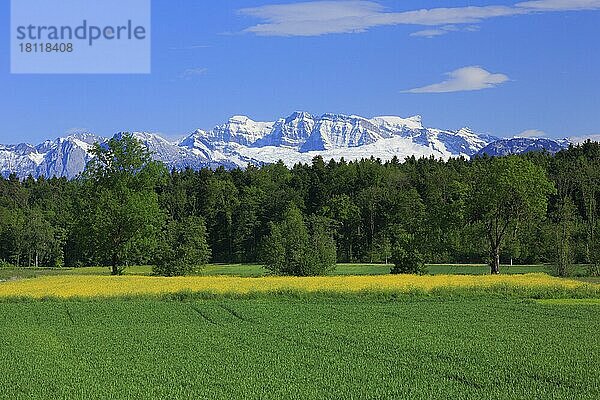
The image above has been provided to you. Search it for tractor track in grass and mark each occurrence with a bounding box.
[523,371,589,393]
[218,303,253,323]
[444,372,485,390]
[189,304,219,326]
[63,303,75,325]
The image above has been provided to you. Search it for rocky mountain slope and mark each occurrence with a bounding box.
[476,137,569,157]
[0,112,569,179]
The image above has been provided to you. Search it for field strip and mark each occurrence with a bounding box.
[0,273,597,299]
[535,298,600,306]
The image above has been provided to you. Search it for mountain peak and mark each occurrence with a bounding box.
[286,111,314,121]
[212,116,273,146]
[0,111,569,179]
[372,115,423,130]
[63,131,98,142]
[130,131,175,144]
[229,115,253,123]
[457,127,476,136]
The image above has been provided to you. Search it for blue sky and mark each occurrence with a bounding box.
[1,0,599,143]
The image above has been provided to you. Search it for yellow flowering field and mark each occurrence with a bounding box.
[0,273,596,299]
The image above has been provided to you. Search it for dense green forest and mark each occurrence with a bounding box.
[0,134,599,276]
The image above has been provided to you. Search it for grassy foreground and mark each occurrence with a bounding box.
[0,273,597,299]
[1,268,598,399]
[0,297,598,399]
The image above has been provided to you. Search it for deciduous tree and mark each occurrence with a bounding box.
[83,133,166,275]
[153,216,210,276]
[469,156,555,274]
[262,205,336,276]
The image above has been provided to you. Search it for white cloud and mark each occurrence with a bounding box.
[465,25,481,32]
[403,66,509,93]
[410,25,458,38]
[239,0,600,37]
[239,1,386,36]
[180,67,208,79]
[516,129,546,138]
[517,0,600,11]
[409,25,479,38]
[410,29,450,38]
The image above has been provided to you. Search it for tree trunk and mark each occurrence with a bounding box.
[111,253,119,276]
[348,242,352,262]
[490,247,500,274]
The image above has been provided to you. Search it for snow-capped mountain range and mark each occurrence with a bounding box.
[476,137,570,157]
[0,112,570,179]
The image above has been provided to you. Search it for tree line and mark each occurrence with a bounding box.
[0,134,598,276]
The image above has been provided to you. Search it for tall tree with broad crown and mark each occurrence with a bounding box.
[469,156,555,274]
[83,133,167,275]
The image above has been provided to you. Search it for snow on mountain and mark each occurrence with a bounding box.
[0,144,39,178]
[233,136,452,167]
[0,111,569,179]
[208,116,273,146]
[567,134,600,144]
[371,115,424,131]
[179,112,503,168]
[254,111,315,149]
[300,114,386,152]
[476,137,569,157]
[178,130,213,158]
[1,133,103,179]
[125,132,210,171]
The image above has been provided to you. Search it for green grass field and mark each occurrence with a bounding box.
[0,297,598,399]
[0,262,578,281]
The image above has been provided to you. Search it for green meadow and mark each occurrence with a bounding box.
[0,297,598,399]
